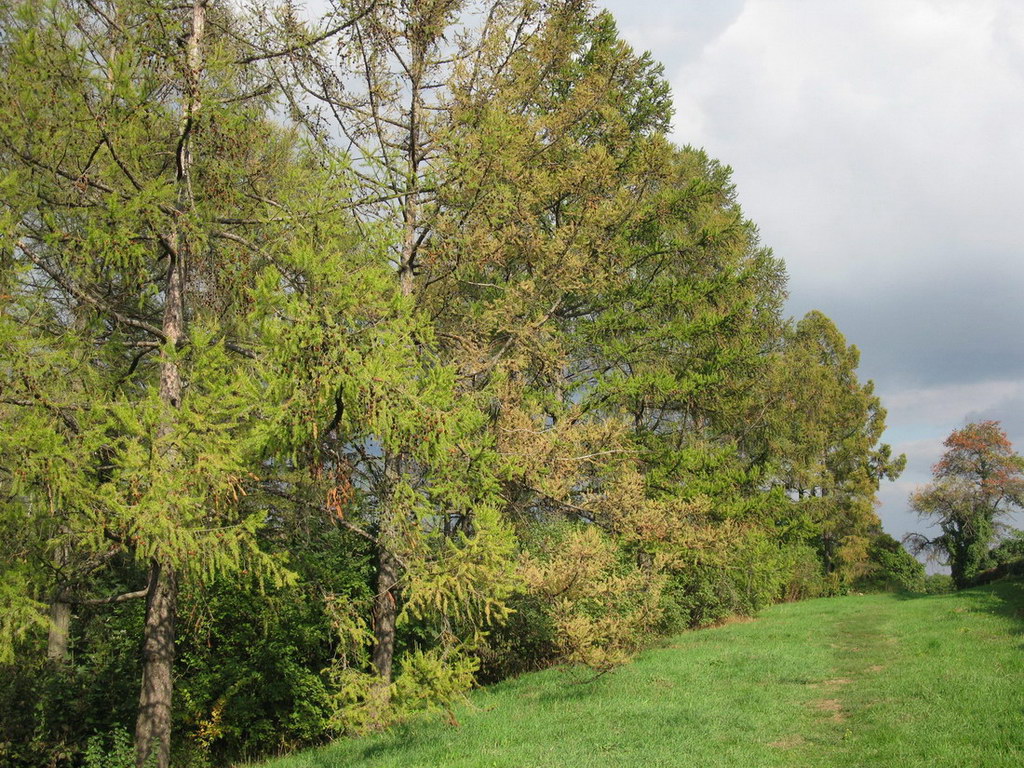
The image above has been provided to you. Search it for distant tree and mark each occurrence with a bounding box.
[768,311,905,588]
[855,533,925,593]
[906,421,1024,589]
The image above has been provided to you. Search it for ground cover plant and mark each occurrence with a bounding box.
[259,580,1024,768]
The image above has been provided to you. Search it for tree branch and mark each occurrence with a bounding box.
[73,588,148,606]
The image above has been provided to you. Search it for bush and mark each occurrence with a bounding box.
[83,729,135,768]
[476,592,558,683]
[988,530,1024,567]
[659,529,825,631]
[0,599,143,768]
[173,522,373,764]
[923,573,954,594]
[855,534,926,593]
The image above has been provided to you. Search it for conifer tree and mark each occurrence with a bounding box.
[238,0,527,707]
[0,0,373,761]
[769,311,904,588]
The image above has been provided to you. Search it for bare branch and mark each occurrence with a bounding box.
[234,2,378,65]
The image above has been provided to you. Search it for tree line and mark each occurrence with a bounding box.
[0,1,915,766]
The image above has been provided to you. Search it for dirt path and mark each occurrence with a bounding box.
[769,597,897,764]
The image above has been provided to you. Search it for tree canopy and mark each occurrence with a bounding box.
[907,421,1024,589]
[0,1,908,766]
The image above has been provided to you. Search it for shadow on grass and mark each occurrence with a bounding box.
[962,578,1024,636]
[319,721,444,767]
[891,578,1024,640]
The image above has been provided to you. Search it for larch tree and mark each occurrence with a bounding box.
[270,0,692,684]
[242,0,531,708]
[421,5,692,661]
[0,0,376,762]
[768,311,904,588]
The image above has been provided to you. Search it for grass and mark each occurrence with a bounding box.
[258,581,1024,768]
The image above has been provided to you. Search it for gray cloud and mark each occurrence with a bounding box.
[793,264,1024,389]
[601,0,1024,538]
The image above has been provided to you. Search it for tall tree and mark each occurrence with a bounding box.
[0,0,366,761]
[767,311,904,587]
[907,421,1024,589]
[223,0,534,713]
[274,0,688,688]
[273,0,512,691]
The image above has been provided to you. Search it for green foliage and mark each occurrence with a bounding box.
[324,650,478,736]
[854,534,926,593]
[475,591,560,684]
[83,729,136,768]
[989,529,1024,567]
[391,649,478,719]
[0,568,49,664]
[922,574,954,594]
[762,312,905,588]
[907,421,1024,588]
[659,527,827,630]
[175,584,337,761]
[0,0,912,764]
[0,600,144,768]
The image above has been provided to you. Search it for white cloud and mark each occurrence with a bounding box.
[663,0,1024,293]
[598,0,1024,540]
[601,0,746,68]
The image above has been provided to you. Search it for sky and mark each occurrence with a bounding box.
[599,0,1024,543]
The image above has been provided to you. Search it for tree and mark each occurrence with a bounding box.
[855,533,925,593]
[278,0,692,685]
[907,421,1024,589]
[766,311,905,589]
[270,0,541,696]
[0,0,370,762]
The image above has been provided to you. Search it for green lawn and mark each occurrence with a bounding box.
[258,581,1024,768]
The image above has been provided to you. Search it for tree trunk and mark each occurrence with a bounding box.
[47,599,71,662]
[371,544,401,683]
[47,537,71,663]
[821,531,834,575]
[135,561,177,768]
[134,1,203,763]
[369,26,424,697]
[637,548,654,577]
[371,449,405,699]
[134,227,185,767]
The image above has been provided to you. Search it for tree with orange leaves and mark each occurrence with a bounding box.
[906,421,1024,588]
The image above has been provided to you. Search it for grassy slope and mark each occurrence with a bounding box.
[259,581,1024,768]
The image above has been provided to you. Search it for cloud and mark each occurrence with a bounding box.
[665,0,1024,287]
[597,0,1024,540]
[601,0,746,70]
[873,379,1024,539]
[796,265,1024,389]
[885,380,1024,430]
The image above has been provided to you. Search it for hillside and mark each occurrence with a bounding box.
[261,582,1024,768]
